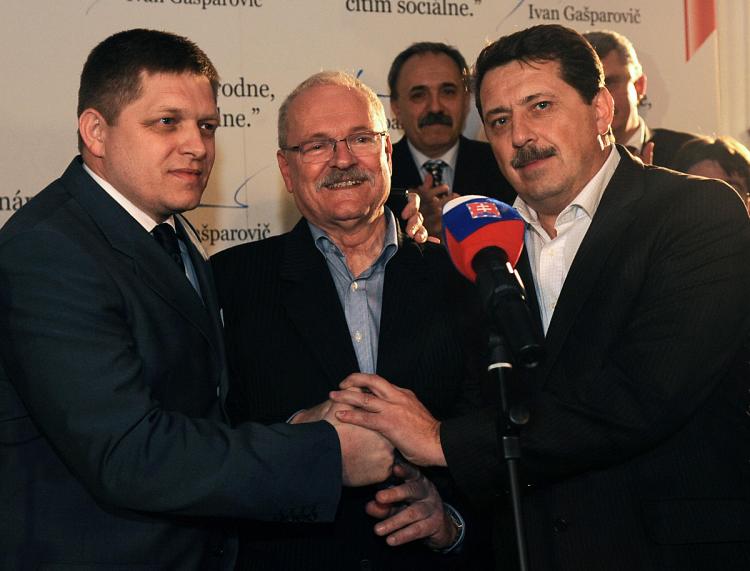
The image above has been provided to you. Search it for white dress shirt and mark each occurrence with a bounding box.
[513,148,621,334]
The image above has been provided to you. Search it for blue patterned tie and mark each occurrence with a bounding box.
[423,159,447,187]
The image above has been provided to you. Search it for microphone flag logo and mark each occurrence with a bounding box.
[467,201,501,219]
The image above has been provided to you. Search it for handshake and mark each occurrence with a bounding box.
[290,372,456,550]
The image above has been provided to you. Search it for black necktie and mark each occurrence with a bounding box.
[152,223,185,272]
[423,159,447,187]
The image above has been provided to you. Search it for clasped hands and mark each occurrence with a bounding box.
[291,373,455,549]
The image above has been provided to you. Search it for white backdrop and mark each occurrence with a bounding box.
[0,0,723,253]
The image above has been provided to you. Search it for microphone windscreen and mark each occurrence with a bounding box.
[442,195,525,282]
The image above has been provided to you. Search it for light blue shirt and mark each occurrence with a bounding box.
[308,209,398,373]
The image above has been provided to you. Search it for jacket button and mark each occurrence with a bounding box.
[552,518,568,533]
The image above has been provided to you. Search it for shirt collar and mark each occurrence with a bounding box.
[407,138,460,173]
[513,146,621,226]
[82,162,174,232]
[309,208,399,270]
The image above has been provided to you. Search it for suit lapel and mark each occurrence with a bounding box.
[391,138,422,189]
[452,136,474,193]
[377,233,431,380]
[62,159,218,352]
[516,248,545,341]
[280,221,360,384]
[540,150,644,379]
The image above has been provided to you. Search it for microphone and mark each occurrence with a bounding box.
[442,196,543,368]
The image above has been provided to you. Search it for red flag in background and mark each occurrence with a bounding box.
[684,0,716,61]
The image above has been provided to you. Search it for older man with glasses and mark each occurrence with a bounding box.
[211,71,493,570]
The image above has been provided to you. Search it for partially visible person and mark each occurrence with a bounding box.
[673,135,750,210]
[332,24,750,571]
[0,29,397,571]
[386,41,515,235]
[584,29,698,168]
[212,71,492,570]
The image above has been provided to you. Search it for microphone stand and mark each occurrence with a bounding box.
[488,328,530,571]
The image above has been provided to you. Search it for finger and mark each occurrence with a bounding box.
[413,226,429,244]
[405,190,420,212]
[406,212,425,238]
[335,407,378,427]
[339,372,392,396]
[391,460,420,480]
[375,505,432,544]
[641,141,655,165]
[329,388,384,412]
[365,498,397,519]
[374,478,426,505]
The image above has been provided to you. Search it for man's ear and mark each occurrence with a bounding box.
[78,109,107,158]
[635,73,647,102]
[593,87,615,138]
[390,97,401,122]
[384,133,393,176]
[276,149,294,194]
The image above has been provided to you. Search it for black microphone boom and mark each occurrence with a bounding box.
[472,247,543,368]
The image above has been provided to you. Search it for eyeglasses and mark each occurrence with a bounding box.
[281,131,387,164]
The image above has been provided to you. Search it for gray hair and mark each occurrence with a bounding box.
[277,70,387,148]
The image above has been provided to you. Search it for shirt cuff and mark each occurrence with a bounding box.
[437,502,465,554]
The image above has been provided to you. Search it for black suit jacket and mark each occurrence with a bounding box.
[212,219,491,570]
[387,135,516,221]
[0,158,342,571]
[441,149,750,570]
[644,124,698,170]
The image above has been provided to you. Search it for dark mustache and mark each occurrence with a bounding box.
[511,146,556,169]
[418,112,452,128]
[318,167,373,190]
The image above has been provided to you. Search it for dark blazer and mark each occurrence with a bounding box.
[387,135,516,220]
[441,149,750,570]
[212,219,491,571]
[645,124,698,170]
[0,158,342,571]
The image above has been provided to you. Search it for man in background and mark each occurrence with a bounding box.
[584,29,697,168]
[386,41,515,235]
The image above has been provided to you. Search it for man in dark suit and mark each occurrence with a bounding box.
[583,29,698,169]
[332,25,750,570]
[212,70,492,570]
[0,29,397,571]
[386,42,515,235]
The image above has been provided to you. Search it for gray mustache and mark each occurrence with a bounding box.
[318,167,374,190]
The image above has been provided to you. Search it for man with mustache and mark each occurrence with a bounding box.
[212,71,492,570]
[331,25,750,571]
[386,42,515,235]
[583,29,698,169]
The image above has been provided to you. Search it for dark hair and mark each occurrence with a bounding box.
[673,135,750,190]
[77,29,219,150]
[583,30,643,78]
[474,24,604,119]
[388,42,469,99]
